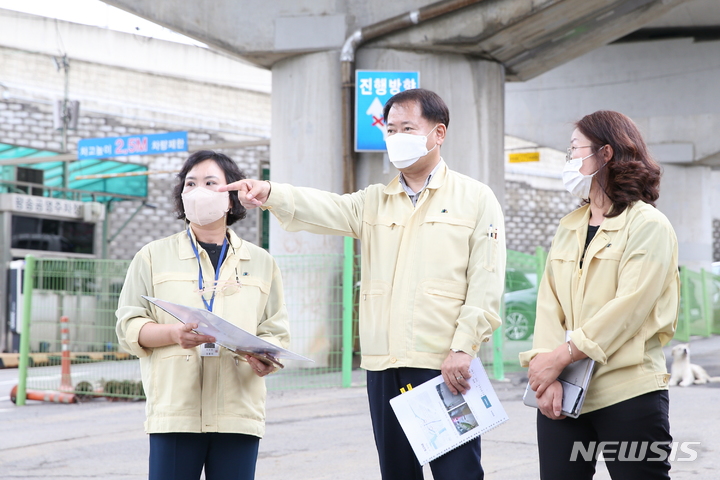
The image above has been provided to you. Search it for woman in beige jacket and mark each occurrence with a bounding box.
[116,151,289,480]
[520,111,679,479]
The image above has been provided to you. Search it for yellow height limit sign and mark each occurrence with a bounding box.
[509,152,540,163]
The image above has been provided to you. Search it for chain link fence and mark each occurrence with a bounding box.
[13,246,718,404]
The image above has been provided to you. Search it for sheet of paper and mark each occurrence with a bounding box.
[143,296,313,363]
[389,357,508,465]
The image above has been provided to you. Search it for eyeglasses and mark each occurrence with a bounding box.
[566,146,594,162]
[196,273,243,297]
[195,265,243,298]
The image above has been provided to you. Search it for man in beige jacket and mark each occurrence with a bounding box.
[221,89,505,480]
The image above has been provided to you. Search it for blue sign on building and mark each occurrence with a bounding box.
[355,70,420,152]
[78,131,188,160]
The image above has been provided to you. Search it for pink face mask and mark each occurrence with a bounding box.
[181,187,230,226]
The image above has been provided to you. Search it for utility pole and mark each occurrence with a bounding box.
[53,54,71,193]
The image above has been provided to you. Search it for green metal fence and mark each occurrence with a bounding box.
[15,244,718,404]
[16,256,138,404]
[676,266,720,342]
[497,249,544,377]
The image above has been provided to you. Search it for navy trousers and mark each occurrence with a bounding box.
[149,432,260,480]
[367,368,484,480]
[536,390,672,480]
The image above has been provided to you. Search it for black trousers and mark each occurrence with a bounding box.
[367,368,484,480]
[537,390,672,480]
[149,432,259,480]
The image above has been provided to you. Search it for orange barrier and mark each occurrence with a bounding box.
[10,385,77,404]
[59,316,73,392]
[0,351,135,369]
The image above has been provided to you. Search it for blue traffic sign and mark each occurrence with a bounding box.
[78,131,188,160]
[355,70,420,152]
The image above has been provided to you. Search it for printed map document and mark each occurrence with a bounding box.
[389,357,508,465]
[143,296,314,368]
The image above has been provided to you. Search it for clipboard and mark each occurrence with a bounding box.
[143,296,314,368]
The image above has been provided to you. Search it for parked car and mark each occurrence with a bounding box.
[504,269,538,341]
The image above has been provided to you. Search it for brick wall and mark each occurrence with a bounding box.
[0,41,271,260]
[108,144,269,260]
[504,179,580,254]
[0,100,269,261]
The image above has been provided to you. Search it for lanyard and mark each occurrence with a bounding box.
[187,229,229,312]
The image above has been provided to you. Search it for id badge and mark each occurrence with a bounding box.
[200,342,220,357]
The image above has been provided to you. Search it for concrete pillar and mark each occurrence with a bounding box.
[657,164,714,271]
[269,50,345,256]
[355,49,506,206]
[268,49,506,367]
[269,51,345,367]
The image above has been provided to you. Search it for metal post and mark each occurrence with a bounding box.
[16,255,36,406]
[678,266,691,342]
[102,200,120,260]
[700,269,712,337]
[535,246,547,283]
[60,55,70,192]
[492,327,504,381]
[341,236,355,387]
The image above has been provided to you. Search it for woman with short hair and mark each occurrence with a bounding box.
[116,150,289,480]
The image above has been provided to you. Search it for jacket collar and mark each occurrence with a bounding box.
[559,201,636,233]
[383,158,448,195]
[179,226,251,261]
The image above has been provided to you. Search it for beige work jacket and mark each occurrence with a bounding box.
[264,160,506,371]
[520,201,679,413]
[116,228,289,436]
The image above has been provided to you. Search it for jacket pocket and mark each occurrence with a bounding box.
[413,280,467,353]
[150,346,201,413]
[484,235,498,272]
[594,249,623,261]
[358,281,391,355]
[220,351,265,420]
[420,216,475,277]
[222,276,270,329]
[549,250,576,263]
[151,273,198,323]
[363,217,405,268]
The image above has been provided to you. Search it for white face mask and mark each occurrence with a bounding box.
[182,187,230,226]
[385,124,440,169]
[562,151,598,199]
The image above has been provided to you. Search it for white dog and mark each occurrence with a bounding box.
[668,343,720,387]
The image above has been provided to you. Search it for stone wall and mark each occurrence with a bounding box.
[504,179,579,254]
[506,179,720,265]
